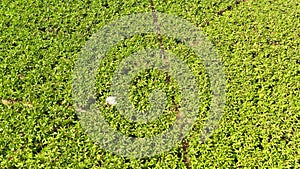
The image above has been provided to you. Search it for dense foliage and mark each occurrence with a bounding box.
[0,0,299,168]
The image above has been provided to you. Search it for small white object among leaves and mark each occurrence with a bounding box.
[106,96,117,105]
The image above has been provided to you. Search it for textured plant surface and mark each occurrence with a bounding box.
[0,0,299,168]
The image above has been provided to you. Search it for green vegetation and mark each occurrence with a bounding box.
[0,0,299,168]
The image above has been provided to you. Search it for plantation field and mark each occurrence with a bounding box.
[0,0,299,168]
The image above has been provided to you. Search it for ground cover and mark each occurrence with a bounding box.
[0,0,299,168]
